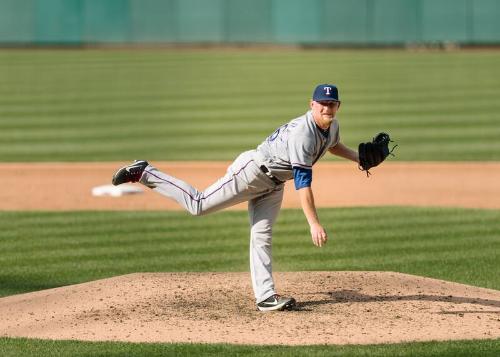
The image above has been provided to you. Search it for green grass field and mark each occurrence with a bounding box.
[1,207,499,355]
[0,49,499,162]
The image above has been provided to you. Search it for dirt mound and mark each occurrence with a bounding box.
[1,272,499,345]
[3,162,500,210]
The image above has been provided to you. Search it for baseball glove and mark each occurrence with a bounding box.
[358,132,396,176]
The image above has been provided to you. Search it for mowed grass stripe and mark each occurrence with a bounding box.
[3,139,497,161]
[14,49,500,67]
[2,216,496,260]
[1,110,494,132]
[8,120,498,141]
[1,52,498,88]
[2,94,499,119]
[1,86,498,110]
[1,207,499,298]
[1,49,499,161]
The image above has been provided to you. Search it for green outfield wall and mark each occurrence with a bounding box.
[1,0,499,45]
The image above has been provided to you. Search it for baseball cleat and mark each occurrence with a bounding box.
[257,294,296,312]
[112,160,149,186]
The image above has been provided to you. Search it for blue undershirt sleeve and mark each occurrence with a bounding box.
[293,167,312,190]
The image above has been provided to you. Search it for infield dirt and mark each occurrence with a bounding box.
[1,272,499,345]
[2,161,500,210]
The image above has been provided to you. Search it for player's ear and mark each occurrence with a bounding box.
[309,100,314,109]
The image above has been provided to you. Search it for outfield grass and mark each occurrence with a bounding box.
[1,207,499,356]
[0,49,499,162]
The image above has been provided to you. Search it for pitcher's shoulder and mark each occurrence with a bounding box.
[287,112,312,132]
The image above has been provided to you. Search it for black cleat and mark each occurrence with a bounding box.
[257,294,296,311]
[112,160,149,186]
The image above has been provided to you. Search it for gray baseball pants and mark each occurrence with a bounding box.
[139,150,284,303]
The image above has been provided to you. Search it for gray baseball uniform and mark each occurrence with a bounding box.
[139,110,340,303]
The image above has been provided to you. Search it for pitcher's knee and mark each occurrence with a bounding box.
[251,221,272,234]
[251,226,273,243]
[188,204,211,216]
[188,207,203,216]
[183,203,201,216]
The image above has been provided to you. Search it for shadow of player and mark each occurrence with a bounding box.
[295,289,500,313]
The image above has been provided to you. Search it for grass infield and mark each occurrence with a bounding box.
[1,207,499,355]
[0,49,499,162]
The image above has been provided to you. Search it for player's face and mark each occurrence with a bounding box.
[310,100,340,129]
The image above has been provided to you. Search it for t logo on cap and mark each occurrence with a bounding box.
[312,84,340,102]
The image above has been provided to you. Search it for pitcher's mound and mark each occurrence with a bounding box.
[1,272,499,345]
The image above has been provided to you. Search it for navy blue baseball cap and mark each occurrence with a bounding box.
[312,84,340,102]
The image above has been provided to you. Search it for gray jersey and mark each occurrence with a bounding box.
[254,110,340,181]
[139,110,339,304]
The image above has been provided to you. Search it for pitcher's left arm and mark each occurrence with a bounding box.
[329,142,359,163]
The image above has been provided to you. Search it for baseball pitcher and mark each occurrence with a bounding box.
[112,84,394,311]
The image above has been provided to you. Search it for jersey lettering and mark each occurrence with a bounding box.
[267,124,288,142]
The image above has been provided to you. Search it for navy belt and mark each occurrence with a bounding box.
[259,165,284,185]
